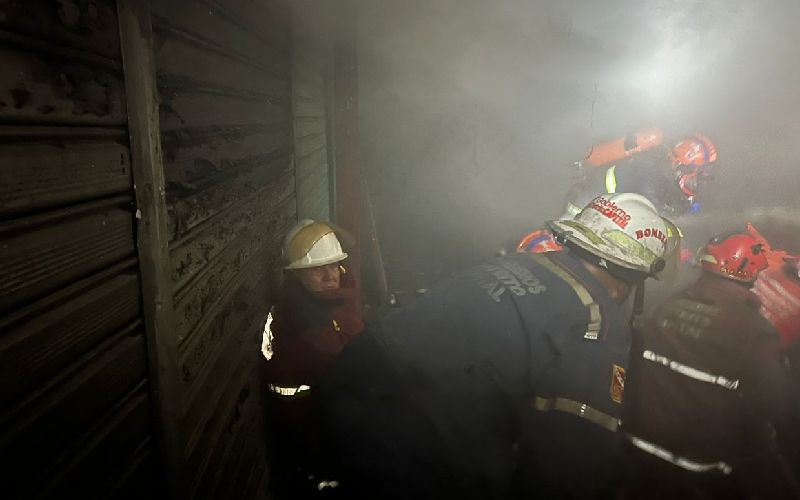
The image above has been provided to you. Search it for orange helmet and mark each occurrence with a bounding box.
[516,229,563,254]
[697,231,768,283]
[670,135,718,171]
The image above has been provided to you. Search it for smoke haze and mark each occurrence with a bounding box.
[349,0,800,290]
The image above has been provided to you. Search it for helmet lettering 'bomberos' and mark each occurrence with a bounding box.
[697,232,768,283]
[283,219,348,270]
[547,193,675,275]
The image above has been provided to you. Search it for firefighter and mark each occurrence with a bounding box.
[319,193,674,500]
[754,252,800,485]
[620,230,796,500]
[262,219,364,498]
[564,129,718,219]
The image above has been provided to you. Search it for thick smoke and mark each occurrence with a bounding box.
[350,0,800,291]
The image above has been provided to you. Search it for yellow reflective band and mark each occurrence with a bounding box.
[532,396,620,432]
[628,435,733,474]
[605,166,617,194]
[269,384,311,397]
[332,319,341,332]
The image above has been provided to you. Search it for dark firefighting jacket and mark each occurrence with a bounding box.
[622,273,792,491]
[263,268,364,408]
[320,249,632,500]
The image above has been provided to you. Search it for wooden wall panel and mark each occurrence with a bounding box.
[0,274,141,411]
[0,141,131,215]
[155,35,287,99]
[162,125,290,190]
[0,0,121,58]
[166,153,292,241]
[0,2,158,497]
[0,47,126,126]
[0,203,135,312]
[153,0,293,495]
[292,34,332,222]
[0,334,148,497]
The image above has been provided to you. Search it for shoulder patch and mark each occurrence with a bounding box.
[610,363,626,403]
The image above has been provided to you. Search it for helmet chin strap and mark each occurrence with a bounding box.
[629,280,647,354]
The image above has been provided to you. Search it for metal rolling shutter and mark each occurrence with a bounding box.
[0,1,157,498]
[151,1,294,497]
[293,33,334,222]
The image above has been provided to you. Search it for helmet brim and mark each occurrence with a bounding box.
[284,252,348,270]
[546,219,652,273]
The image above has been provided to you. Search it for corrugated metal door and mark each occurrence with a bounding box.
[151,1,294,497]
[0,1,158,498]
[293,33,334,221]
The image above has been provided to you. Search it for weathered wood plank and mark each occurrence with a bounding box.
[0,124,126,139]
[200,0,290,52]
[173,197,293,346]
[159,92,288,132]
[0,0,121,59]
[208,408,262,500]
[295,130,326,159]
[254,466,272,500]
[0,274,141,412]
[40,392,153,499]
[295,142,327,168]
[184,346,250,471]
[1,335,148,497]
[101,438,158,500]
[163,126,290,195]
[118,1,185,496]
[185,355,262,494]
[293,77,326,100]
[166,152,292,240]
[293,96,326,119]
[155,33,288,99]
[0,28,120,71]
[192,355,262,498]
[302,180,330,222]
[0,141,131,216]
[293,116,325,139]
[180,266,272,413]
[297,161,329,206]
[158,74,286,106]
[0,47,126,125]
[0,256,136,333]
[294,66,325,92]
[170,171,294,293]
[153,0,290,72]
[0,206,135,313]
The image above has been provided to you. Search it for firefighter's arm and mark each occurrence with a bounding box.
[740,328,800,499]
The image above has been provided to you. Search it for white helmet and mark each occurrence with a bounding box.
[283,219,348,270]
[547,193,676,276]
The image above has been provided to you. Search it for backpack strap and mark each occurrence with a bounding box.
[530,253,602,340]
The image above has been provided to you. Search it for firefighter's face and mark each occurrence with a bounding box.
[296,263,341,292]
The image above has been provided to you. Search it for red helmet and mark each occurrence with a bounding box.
[698,232,768,282]
[670,135,718,199]
[670,135,718,170]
